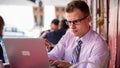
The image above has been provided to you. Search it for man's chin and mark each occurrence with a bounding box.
[71,31,79,36]
[73,34,79,37]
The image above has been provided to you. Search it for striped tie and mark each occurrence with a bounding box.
[71,40,82,64]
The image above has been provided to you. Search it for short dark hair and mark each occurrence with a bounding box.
[60,19,69,29]
[65,1,90,16]
[0,16,5,29]
[51,18,59,25]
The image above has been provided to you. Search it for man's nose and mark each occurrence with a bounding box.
[69,23,76,29]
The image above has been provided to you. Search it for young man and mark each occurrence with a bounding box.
[47,1,109,68]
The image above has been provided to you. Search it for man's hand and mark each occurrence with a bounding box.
[44,39,52,51]
[49,59,71,68]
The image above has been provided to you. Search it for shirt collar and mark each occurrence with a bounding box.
[75,29,93,44]
[81,29,93,44]
[75,37,82,43]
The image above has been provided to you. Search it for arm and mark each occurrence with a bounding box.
[40,30,50,38]
[48,30,72,68]
[49,59,71,68]
[79,38,109,68]
[48,29,71,60]
[48,34,66,60]
[86,41,109,68]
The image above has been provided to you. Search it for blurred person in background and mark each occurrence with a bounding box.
[44,19,69,51]
[0,16,5,63]
[40,18,59,38]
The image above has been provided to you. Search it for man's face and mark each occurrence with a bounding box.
[66,9,90,37]
[50,23,59,31]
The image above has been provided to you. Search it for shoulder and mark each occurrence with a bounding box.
[88,30,107,49]
[92,30,106,44]
[59,29,75,42]
[82,29,107,47]
[63,29,74,37]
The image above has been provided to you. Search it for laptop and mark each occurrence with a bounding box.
[4,38,49,68]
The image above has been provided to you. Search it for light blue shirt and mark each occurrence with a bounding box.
[0,36,3,41]
[48,29,109,68]
[0,36,9,63]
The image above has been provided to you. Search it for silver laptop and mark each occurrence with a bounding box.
[4,38,49,68]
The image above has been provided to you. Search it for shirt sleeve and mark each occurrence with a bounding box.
[79,37,109,68]
[87,39,109,68]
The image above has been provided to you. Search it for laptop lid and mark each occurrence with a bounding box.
[4,38,49,68]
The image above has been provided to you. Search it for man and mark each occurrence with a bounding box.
[40,18,59,38]
[44,19,69,45]
[44,19,69,51]
[0,16,5,63]
[48,1,109,68]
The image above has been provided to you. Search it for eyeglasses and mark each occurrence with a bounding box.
[66,15,89,25]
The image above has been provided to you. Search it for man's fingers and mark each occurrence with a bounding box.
[50,60,60,66]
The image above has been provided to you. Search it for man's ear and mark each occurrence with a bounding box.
[87,15,92,22]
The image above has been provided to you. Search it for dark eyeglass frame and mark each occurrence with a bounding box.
[66,15,89,25]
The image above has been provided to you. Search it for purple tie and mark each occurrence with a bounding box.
[71,40,82,64]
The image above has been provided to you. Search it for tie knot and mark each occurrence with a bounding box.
[78,40,82,45]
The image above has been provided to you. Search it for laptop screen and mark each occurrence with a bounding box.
[4,38,49,68]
